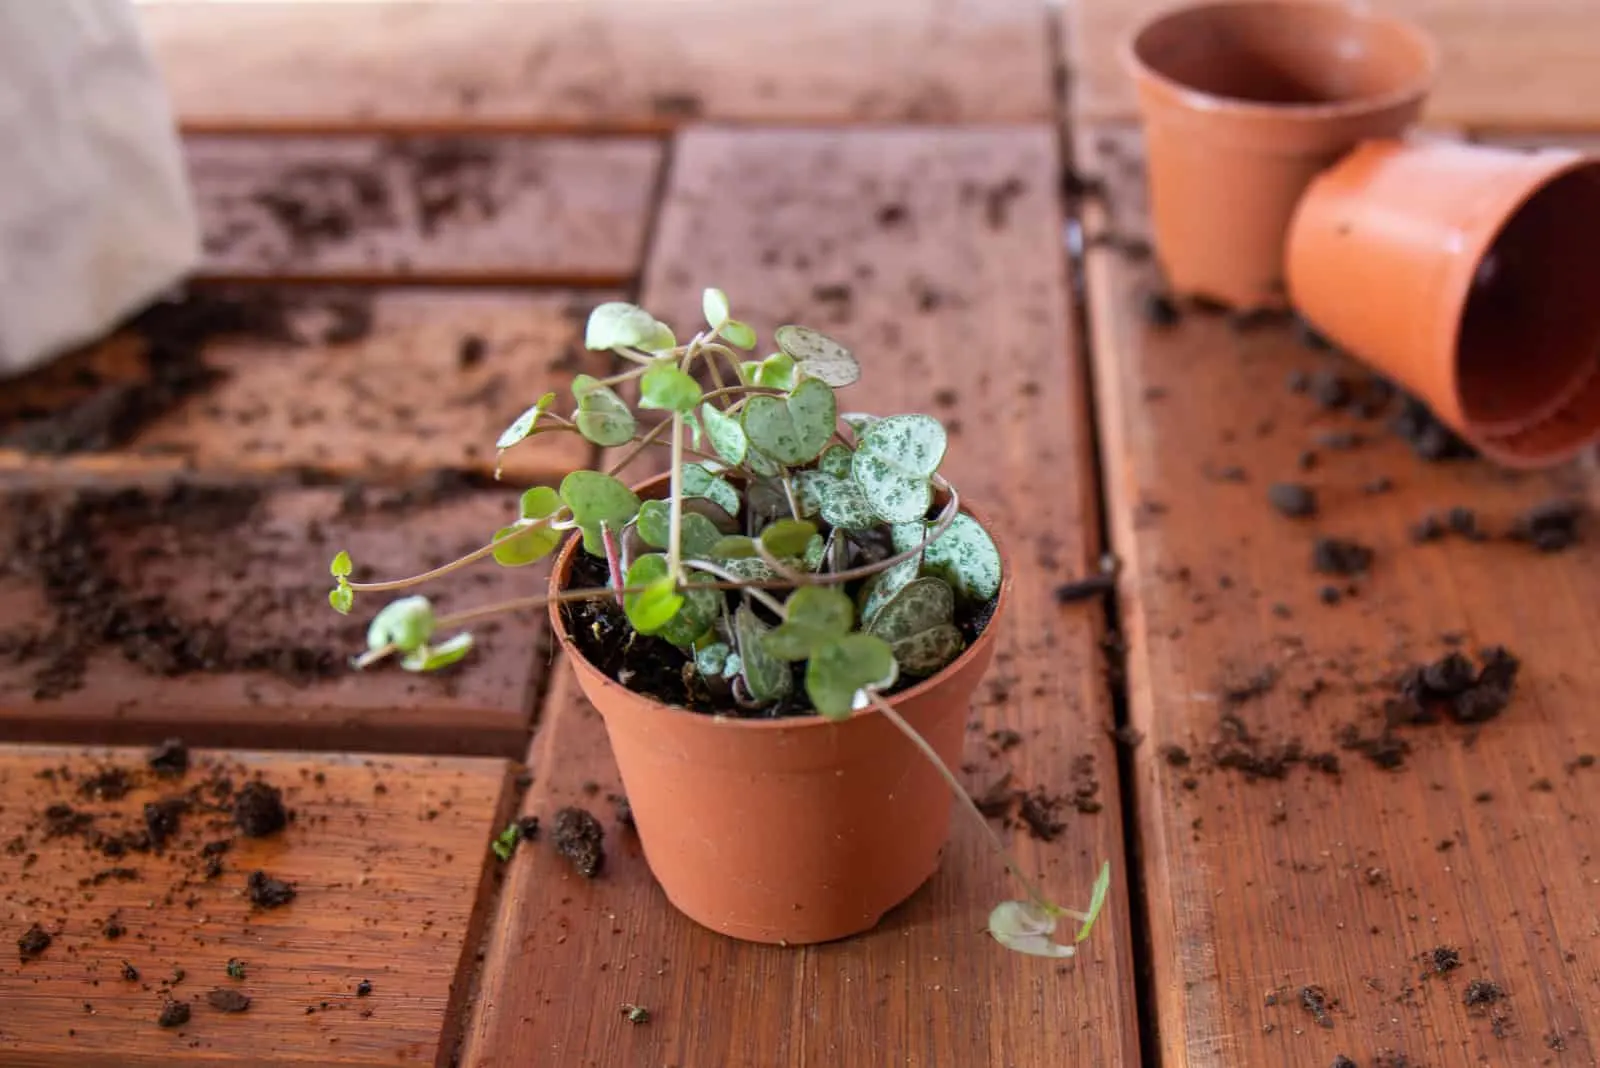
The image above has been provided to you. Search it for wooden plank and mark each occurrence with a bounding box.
[139,0,1053,132]
[460,126,1140,1067]
[187,135,660,285]
[0,473,550,758]
[0,744,512,1067]
[1066,0,1600,130]
[0,287,606,483]
[1078,123,1600,1067]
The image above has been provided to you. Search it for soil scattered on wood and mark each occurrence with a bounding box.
[1299,984,1336,1028]
[1422,945,1462,977]
[1268,483,1317,519]
[158,1000,192,1028]
[17,923,51,960]
[551,806,605,877]
[246,870,297,909]
[1463,978,1506,1008]
[233,781,288,837]
[1509,499,1585,552]
[207,988,251,1013]
[1312,537,1373,577]
[148,738,190,778]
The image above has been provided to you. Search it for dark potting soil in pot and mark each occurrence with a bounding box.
[559,543,997,720]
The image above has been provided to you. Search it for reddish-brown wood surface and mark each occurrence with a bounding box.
[0,473,549,757]
[0,287,605,484]
[0,744,513,1066]
[1079,123,1600,1067]
[187,135,660,285]
[461,125,1140,1068]
[139,0,1053,132]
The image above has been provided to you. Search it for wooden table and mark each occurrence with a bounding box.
[1,2,1597,1064]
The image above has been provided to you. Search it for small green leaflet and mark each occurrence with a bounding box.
[367,595,434,654]
[702,287,730,328]
[721,319,758,351]
[571,375,636,447]
[851,414,946,523]
[585,302,675,351]
[559,471,642,556]
[496,392,557,450]
[639,364,703,413]
[742,377,836,466]
[774,324,861,387]
[330,551,352,578]
[682,464,741,517]
[401,632,475,672]
[700,402,748,465]
[624,555,683,634]
[804,633,897,720]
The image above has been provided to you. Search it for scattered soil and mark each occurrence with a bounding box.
[1509,499,1584,552]
[1312,538,1373,577]
[1390,396,1477,461]
[80,767,135,801]
[246,870,297,909]
[1300,985,1336,1028]
[1141,291,1181,328]
[1422,945,1462,977]
[1390,646,1521,726]
[551,806,605,878]
[17,923,51,960]
[233,781,288,838]
[206,988,251,1013]
[1331,1057,1356,1068]
[1069,754,1102,814]
[1,482,347,700]
[1211,713,1339,783]
[356,979,374,997]
[144,798,189,848]
[457,333,488,370]
[1158,744,1191,768]
[1308,370,1351,410]
[1268,483,1317,519]
[0,290,303,455]
[148,739,190,778]
[1053,574,1115,603]
[158,1000,191,1028]
[1463,979,1506,1008]
[1016,788,1067,841]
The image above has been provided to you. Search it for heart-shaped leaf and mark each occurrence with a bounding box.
[496,392,558,450]
[744,352,797,390]
[682,464,741,517]
[520,486,561,520]
[760,518,818,560]
[700,402,747,465]
[743,377,836,466]
[763,586,853,661]
[330,551,353,578]
[702,287,730,328]
[818,443,854,479]
[803,533,826,572]
[988,901,1075,959]
[624,555,683,634]
[865,577,965,676]
[368,595,434,654]
[722,319,758,351]
[792,471,876,531]
[805,633,898,720]
[695,640,734,679]
[775,324,860,387]
[492,522,561,567]
[710,535,756,560]
[852,414,946,523]
[735,605,791,702]
[634,500,721,558]
[859,556,921,627]
[586,302,675,351]
[716,556,781,582]
[894,513,1001,604]
[329,585,354,615]
[400,632,475,673]
[841,412,879,437]
[560,471,642,556]
[640,364,703,413]
[571,375,637,447]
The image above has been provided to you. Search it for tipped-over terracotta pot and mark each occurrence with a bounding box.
[1287,138,1600,468]
[1123,0,1436,310]
[548,475,1010,945]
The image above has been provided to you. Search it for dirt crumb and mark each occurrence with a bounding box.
[233,781,287,837]
[551,806,605,877]
[158,1000,191,1028]
[207,988,251,1013]
[17,923,51,960]
[246,870,297,909]
[147,738,189,778]
[1312,538,1373,576]
[1268,483,1317,519]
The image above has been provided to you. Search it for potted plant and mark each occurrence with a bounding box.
[325,289,1110,956]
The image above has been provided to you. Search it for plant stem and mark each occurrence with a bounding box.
[431,583,660,630]
[779,472,802,519]
[683,560,789,616]
[865,691,1053,912]
[604,418,671,476]
[613,346,656,366]
[600,521,625,607]
[346,518,562,593]
[667,412,686,577]
[593,363,653,390]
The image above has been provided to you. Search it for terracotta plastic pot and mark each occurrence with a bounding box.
[547,476,1011,945]
[1287,138,1600,468]
[1123,0,1436,310]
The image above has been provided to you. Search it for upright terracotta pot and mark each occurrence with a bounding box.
[1123,0,1436,310]
[1287,138,1600,468]
[548,476,1010,945]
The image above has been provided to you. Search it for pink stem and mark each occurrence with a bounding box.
[600,521,625,607]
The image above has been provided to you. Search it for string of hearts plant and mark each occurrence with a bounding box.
[325,288,1111,958]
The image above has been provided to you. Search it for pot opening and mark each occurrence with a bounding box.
[1130,0,1434,111]
[1456,161,1600,461]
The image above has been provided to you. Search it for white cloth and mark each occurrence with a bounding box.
[0,0,199,376]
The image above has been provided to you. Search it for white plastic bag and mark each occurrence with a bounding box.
[0,0,199,376]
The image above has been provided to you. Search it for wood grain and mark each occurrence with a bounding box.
[0,744,513,1067]
[0,287,606,484]
[1079,123,1600,1067]
[187,135,660,285]
[1066,0,1600,131]
[0,473,550,758]
[460,126,1140,1067]
[139,0,1053,132]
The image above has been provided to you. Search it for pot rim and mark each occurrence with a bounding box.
[1121,0,1438,126]
[547,474,1012,733]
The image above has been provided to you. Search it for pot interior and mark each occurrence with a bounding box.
[1131,1,1433,109]
[1456,162,1600,454]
